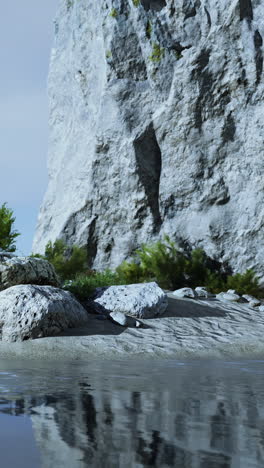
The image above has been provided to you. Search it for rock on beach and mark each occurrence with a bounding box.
[0,285,88,342]
[0,257,60,291]
[94,282,168,318]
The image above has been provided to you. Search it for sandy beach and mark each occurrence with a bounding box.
[0,293,264,361]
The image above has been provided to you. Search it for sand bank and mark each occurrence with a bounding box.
[0,293,264,361]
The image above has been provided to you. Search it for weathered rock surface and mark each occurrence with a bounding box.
[94,282,168,318]
[173,287,197,298]
[0,285,88,342]
[33,0,264,280]
[0,257,60,291]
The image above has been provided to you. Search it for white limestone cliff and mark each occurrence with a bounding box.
[33,0,264,277]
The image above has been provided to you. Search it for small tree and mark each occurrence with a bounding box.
[0,203,20,252]
[43,239,88,281]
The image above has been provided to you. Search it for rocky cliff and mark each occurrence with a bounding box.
[33,0,264,276]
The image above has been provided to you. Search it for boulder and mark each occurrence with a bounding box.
[0,250,16,261]
[216,292,246,303]
[259,306,264,313]
[0,285,88,342]
[242,295,261,307]
[0,257,60,291]
[195,287,214,298]
[94,282,167,319]
[227,289,240,295]
[172,288,197,299]
[109,312,141,328]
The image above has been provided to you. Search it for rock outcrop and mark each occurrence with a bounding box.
[94,282,168,318]
[0,257,60,291]
[33,0,264,278]
[0,285,88,342]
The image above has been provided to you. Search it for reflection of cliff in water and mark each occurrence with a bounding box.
[1,368,264,468]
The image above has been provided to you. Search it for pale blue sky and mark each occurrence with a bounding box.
[0,2,58,255]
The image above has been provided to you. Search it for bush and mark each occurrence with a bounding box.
[137,236,188,289]
[0,203,20,252]
[35,235,263,299]
[149,43,165,63]
[117,236,194,290]
[64,270,122,300]
[115,236,262,296]
[33,239,88,281]
[116,260,148,285]
[226,269,261,296]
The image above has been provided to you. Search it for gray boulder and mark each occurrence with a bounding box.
[109,311,141,328]
[0,285,88,342]
[242,294,261,307]
[94,282,167,319]
[195,287,214,298]
[216,292,245,303]
[0,250,16,261]
[172,288,197,299]
[0,257,60,291]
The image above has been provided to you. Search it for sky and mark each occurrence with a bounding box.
[0,2,58,255]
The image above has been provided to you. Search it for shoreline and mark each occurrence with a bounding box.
[1,293,264,362]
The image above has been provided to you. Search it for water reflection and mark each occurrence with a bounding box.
[0,360,264,467]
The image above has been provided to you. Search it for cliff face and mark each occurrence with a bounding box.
[33,0,264,275]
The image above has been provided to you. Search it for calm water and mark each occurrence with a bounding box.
[0,358,264,467]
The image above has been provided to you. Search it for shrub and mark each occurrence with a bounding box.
[0,203,20,252]
[116,259,150,285]
[146,20,152,39]
[109,8,118,18]
[205,271,226,294]
[64,270,122,300]
[117,236,188,290]
[184,248,209,286]
[33,239,88,281]
[115,236,262,296]
[132,0,140,6]
[149,43,165,63]
[174,50,183,60]
[226,269,261,297]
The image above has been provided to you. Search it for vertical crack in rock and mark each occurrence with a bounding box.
[134,123,162,230]
[140,0,167,12]
[192,49,213,131]
[87,218,98,268]
[254,30,263,85]
[239,0,253,22]
[204,7,212,28]
[221,113,236,143]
